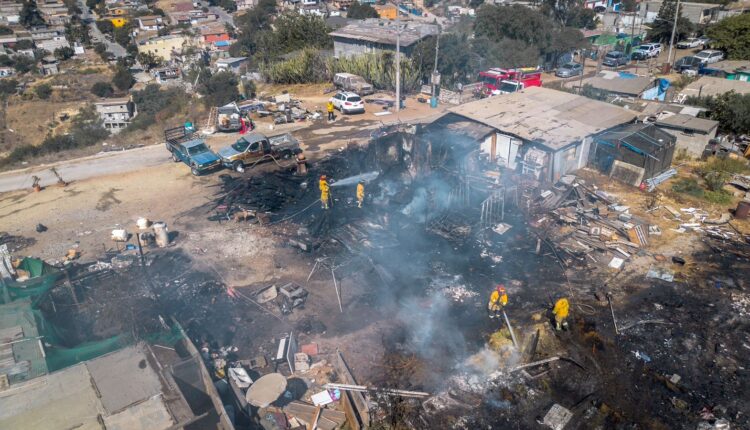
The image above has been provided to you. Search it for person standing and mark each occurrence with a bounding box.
[319,175,330,209]
[356,181,365,208]
[326,100,335,122]
[488,285,508,319]
[552,297,570,331]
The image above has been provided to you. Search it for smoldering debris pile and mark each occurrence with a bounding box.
[208,135,415,226]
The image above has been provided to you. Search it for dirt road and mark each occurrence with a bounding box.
[0,100,447,194]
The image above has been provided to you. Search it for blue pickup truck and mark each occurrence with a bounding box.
[164,126,222,175]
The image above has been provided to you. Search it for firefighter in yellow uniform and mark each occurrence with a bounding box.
[356,181,365,208]
[488,285,508,319]
[319,175,330,209]
[552,297,570,331]
[326,101,335,121]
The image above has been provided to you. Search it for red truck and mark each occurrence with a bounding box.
[478,67,543,96]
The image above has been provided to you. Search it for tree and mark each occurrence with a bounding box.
[69,104,109,146]
[231,0,276,56]
[347,1,379,19]
[54,46,75,60]
[687,91,750,136]
[0,54,14,67]
[35,83,52,99]
[271,13,332,54]
[468,0,484,8]
[66,21,91,45]
[86,0,101,11]
[111,65,134,90]
[96,20,114,35]
[647,0,694,44]
[14,39,34,50]
[199,71,239,107]
[541,0,596,29]
[412,34,474,86]
[19,0,44,28]
[137,51,161,69]
[706,14,750,60]
[91,81,114,97]
[113,25,132,47]
[13,55,36,74]
[0,25,13,35]
[0,79,18,96]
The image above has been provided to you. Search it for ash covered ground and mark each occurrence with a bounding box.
[25,130,750,429]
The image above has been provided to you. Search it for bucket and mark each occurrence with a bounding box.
[153,222,169,248]
[111,229,128,242]
[430,97,438,108]
[136,217,151,229]
[736,200,750,219]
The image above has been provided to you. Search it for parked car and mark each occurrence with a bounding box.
[697,36,711,47]
[333,73,374,95]
[330,92,365,114]
[695,49,724,64]
[555,62,583,78]
[631,43,662,60]
[602,51,629,67]
[676,38,703,49]
[164,126,222,176]
[218,132,302,172]
[674,55,704,74]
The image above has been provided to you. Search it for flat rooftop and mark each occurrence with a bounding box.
[681,76,750,98]
[448,86,637,151]
[0,343,197,430]
[329,18,438,47]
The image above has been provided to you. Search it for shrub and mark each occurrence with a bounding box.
[127,84,189,131]
[35,83,52,99]
[671,177,704,198]
[704,190,733,205]
[91,81,114,97]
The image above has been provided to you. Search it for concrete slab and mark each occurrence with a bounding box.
[103,395,175,430]
[86,345,164,414]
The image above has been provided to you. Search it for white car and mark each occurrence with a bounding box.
[694,49,724,64]
[676,38,703,49]
[330,92,365,114]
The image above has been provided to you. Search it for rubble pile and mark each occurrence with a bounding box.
[530,177,652,267]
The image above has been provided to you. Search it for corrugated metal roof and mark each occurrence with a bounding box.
[585,72,655,96]
[447,87,637,151]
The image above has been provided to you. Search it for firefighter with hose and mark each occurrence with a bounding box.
[319,175,330,210]
[552,297,570,331]
[488,284,508,319]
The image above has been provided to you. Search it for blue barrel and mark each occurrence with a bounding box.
[430,97,438,108]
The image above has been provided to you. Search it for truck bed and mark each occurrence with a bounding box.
[164,125,197,146]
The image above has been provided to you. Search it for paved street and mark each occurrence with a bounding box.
[78,0,127,58]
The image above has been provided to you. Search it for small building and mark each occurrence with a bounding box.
[679,76,750,100]
[445,86,637,182]
[374,4,398,19]
[590,123,676,185]
[40,56,59,75]
[37,35,70,52]
[654,113,719,157]
[153,66,181,83]
[137,15,164,32]
[94,97,137,133]
[0,66,14,76]
[236,0,257,10]
[0,0,22,25]
[329,18,438,58]
[638,0,721,25]
[138,34,189,61]
[578,71,660,99]
[215,56,248,74]
[703,60,750,82]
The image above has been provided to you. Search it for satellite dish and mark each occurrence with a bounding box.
[245,373,287,408]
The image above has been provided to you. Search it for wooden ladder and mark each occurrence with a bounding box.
[205,106,218,130]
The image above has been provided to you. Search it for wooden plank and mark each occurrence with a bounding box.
[335,351,369,428]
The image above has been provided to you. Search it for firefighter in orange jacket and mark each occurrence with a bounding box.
[319,175,330,209]
[356,181,365,208]
[488,285,508,319]
[552,297,570,331]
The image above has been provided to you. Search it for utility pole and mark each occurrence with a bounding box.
[667,0,682,68]
[431,26,440,106]
[395,3,401,113]
[578,49,586,94]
